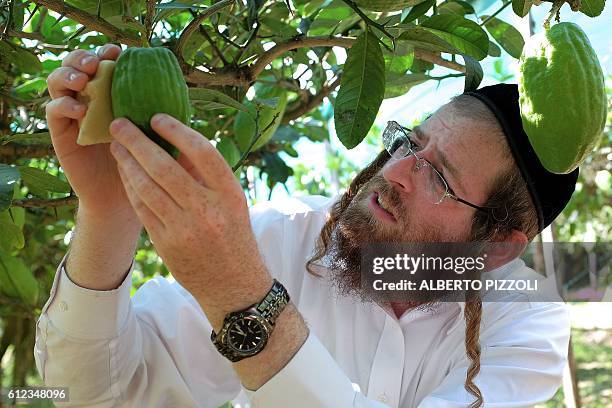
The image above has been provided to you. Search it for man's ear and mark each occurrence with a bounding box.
[482,229,529,271]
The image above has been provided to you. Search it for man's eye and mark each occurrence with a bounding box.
[434,173,447,188]
[409,137,423,151]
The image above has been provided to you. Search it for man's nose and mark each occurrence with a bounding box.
[382,154,418,193]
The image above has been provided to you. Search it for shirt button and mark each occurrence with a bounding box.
[377,393,388,403]
[59,301,68,312]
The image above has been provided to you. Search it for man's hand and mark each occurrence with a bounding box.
[108,113,274,330]
[109,114,308,390]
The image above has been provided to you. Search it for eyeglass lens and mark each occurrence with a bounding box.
[383,122,449,205]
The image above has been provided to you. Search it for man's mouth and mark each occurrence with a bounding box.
[368,192,397,223]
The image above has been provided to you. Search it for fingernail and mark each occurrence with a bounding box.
[152,113,165,125]
[72,103,85,111]
[110,118,126,135]
[97,45,110,56]
[68,73,78,82]
[81,55,96,66]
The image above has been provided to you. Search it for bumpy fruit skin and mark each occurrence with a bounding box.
[112,47,190,156]
[518,22,606,174]
[353,0,424,11]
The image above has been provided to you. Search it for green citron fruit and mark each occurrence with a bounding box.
[518,22,606,174]
[112,47,190,157]
[353,0,425,11]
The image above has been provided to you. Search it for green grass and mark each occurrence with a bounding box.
[537,328,612,407]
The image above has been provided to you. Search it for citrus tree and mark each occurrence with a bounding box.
[0,0,608,396]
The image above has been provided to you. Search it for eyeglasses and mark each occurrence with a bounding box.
[382,121,501,218]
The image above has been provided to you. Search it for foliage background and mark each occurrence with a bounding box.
[0,0,609,406]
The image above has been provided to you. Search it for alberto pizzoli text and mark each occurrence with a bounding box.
[372,279,539,292]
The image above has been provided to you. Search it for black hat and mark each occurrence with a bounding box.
[464,84,578,232]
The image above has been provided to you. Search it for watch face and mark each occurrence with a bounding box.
[227,315,268,354]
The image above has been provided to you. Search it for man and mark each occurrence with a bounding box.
[35,44,577,407]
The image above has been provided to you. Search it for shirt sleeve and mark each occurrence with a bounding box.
[246,332,390,408]
[418,302,571,408]
[34,254,241,407]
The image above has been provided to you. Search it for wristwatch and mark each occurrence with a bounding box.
[211,279,290,362]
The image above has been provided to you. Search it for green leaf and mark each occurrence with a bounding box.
[398,27,460,55]
[154,0,206,22]
[401,0,435,23]
[262,152,293,184]
[512,0,533,17]
[105,15,147,37]
[216,138,241,167]
[271,125,302,142]
[180,29,208,65]
[260,16,298,39]
[234,102,258,151]
[438,0,475,15]
[334,29,385,149]
[580,0,605,17]
[18,166,71,198]
[0,211,24,252]
[256,97,280,108]
[0,253,39,306]
[1,132,51,145]
[34,13,65,44]
[13,47,42,74]
[384,73,430,99]
[14,77,47,96]
[410,58,435,73]
[420,15,489,60]
[463,55,483,92]
[488,40,501,57]
[247,0,265,28]
[482,15,525,59]
[10,0,25,31]
[155,2,209,10]
[189,88,250,113]
[0,41,42,74]
[0,164,19,212]
[308,0,360,36]
[384,42,414,76]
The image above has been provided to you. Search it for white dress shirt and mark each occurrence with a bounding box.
[34,195,570,407]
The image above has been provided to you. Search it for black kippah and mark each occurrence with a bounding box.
[464,83,578,232]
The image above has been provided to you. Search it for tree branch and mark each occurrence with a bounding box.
[144,0,156,44]
[414,49,465,73]
[341,0,395,45]
[184,36,466,87]
[250,36,356,80]
[0,143,54,160]
[480,1,512,26]
[0,92,48,107]
[30,0,141,46]
[200,25,228,67]
[282,76,341,124]
[175,0,236,69]
[185,68,252,87]
[5,29,45,41]
[11,196,78,208]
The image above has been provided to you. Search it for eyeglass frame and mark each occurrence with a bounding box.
[382,121,506,221]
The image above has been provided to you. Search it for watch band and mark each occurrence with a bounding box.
[256,279,290,323]
[211,279,290,362]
